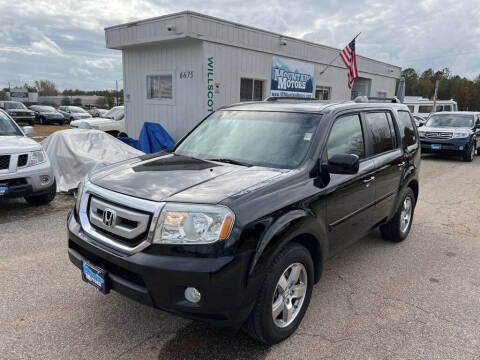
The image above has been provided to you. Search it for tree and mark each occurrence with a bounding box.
[104,94,115,108]
[95,97,106,108]
[61,97,71,106]
[35,80,58,96]
[73,98,82,106]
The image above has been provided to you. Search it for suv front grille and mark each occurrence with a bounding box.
[17,154,28,167]
[425,131,453,139]
[88,196,152,247]
[0,155,10,170]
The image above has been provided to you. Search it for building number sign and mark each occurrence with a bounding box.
[179,71,194,79]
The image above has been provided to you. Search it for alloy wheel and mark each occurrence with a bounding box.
[272,262,307,328]
[400,196,412,234]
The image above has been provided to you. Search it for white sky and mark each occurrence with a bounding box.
[1,0,478,90]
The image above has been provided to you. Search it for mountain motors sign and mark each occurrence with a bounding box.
[271,57,314,98]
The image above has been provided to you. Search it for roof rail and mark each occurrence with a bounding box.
[354,96,401,104]
[265,96,319,102]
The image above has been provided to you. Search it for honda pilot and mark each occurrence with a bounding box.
[68,100,420,345]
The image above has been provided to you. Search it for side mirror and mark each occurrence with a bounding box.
[327,154,359,175]
[23,126,34,136]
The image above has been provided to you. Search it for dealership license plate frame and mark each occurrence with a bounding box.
[0,184,8,196]
[81,261,109,294]
[431,144,442,150]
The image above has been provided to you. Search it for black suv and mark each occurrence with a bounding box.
[67,100,420,345]
[0,101,35,125]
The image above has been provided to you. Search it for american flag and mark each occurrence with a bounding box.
[339,38,359,89]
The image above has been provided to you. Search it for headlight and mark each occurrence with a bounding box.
[453,131,470,138]
[75,179,85,214]
[153,203,235,245]
[29,150,47,166]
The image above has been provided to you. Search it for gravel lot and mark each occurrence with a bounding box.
[1,154,480,359]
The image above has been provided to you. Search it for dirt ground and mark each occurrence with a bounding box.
[29,124,70,142]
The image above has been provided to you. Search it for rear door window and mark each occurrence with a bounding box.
[364,112,397,156]
[327,114,365,160]
[397,111,417,147]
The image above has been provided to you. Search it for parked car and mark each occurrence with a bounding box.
[0,109,56,205]
[70,106,125,136]
[88,108,108,118]
[418,112,480,162]
[68,100,420,345]
[57,106,92,122]
[413,115,427,127]
[0,101,35,125]
[29,105,65,125]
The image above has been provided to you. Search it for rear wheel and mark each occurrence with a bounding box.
[39,117,45,125]
[380,187,416,242]
[243,243,313,345]
[25,180,56,206]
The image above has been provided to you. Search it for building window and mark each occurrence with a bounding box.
[315,86,331,100]
[147,74,173,100]
[240,78,264,101]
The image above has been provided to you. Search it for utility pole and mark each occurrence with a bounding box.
[115,80,119,106]
[432,79,439,114]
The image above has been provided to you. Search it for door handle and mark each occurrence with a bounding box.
[397,161,406,168]
[363,176,375,186]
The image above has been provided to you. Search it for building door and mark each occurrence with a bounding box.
[351,77,371,99]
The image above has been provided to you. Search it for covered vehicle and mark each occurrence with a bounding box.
[30,105,65,125]
[41,129,143,192]
[88,108,108,117]
[70,106,125,136]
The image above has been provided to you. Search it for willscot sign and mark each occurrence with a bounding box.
[271,57,314,98]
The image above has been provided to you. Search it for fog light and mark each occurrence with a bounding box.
[459,146,464,150]
[40,175,50,184]
[185,287,201,303]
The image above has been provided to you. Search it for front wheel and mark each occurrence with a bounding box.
[463,142,475,162]
[39,117,45,125]
[25,180,56,206]
[243,243,314,345]
[380,187,416,242]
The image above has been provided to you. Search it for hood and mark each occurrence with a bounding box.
[421,126,472,133]
[90,153,287,203]
[71,117,115,127]
[0,136,41,153]
[7,109,33,114]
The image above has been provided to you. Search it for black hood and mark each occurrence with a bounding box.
[90,154,287,204]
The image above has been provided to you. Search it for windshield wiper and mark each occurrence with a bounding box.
[205,158,252,167]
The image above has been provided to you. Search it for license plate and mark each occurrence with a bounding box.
[82,261,109,294]
[431,144,442,150]
[0,185,8,196]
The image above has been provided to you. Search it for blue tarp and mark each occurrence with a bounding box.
[118,122,175,154]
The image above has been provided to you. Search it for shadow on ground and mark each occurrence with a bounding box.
[158,322,270,360]
[0,194,74,221]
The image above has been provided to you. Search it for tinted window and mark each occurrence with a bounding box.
[397,111,416,147]
[364,112,396,155]
[327,114,365,159]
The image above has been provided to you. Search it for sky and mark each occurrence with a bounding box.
[0,0,479,91]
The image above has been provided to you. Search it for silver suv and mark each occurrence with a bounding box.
[0,109,56,205]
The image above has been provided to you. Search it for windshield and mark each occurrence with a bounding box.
[69,106,87,113]
[0,112,22,136]
[35,106,56,112]
[104,107,124,120]
[175,111,321,169]
[4,102,26,110]
[426,114,474,128]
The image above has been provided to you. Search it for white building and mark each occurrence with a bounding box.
[105,11,401,140]
[7,88,38,104]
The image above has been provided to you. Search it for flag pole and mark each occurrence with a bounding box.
[318,32,361,77]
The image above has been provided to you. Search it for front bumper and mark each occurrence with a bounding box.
[11,115,34,123]
[420,137,471,153]
[67,212,256,328]
[0,161,55,199]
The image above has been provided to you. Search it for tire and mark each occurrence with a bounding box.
[39,117,45,125]
[58,120,65,125]
[28,120,34,126]
[243,243,314,345]
[380,187,416,242]
[463,142,475,162]
[118,132,128,138]
[25,180,56,206]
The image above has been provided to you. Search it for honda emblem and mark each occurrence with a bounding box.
[102,208,116,227]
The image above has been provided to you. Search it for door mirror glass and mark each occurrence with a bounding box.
[327,154,359,175]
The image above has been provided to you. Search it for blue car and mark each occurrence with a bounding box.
[419,112,480,162]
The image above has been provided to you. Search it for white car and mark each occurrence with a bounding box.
[70,106,126,136]
[0,109,56,205]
